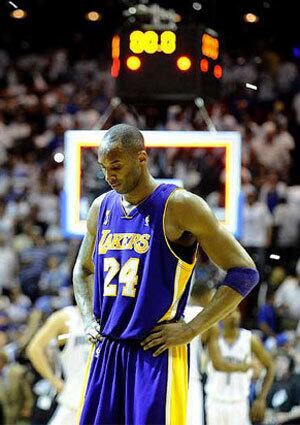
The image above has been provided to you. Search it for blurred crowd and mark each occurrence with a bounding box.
[0,47,300,424]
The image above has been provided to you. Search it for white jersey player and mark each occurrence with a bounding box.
[27,305,90,425]
[185,303,205,425]
[205,309,275,425]
[185,277,215,425]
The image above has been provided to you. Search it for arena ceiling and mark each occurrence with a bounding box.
[0,0,298,59]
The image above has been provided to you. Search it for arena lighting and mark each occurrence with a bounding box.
[85,11,102,22]
[63,131,241,237]
[10,8,27,19]
[174,14,182,23]
[176,56,192,71]
[270,254,281,260]
[202,33,219,60]
[193,2,202,11]
[8,1,18,9]
[128,7,137,14]
[111,58,120,78]
[245,83,257,91]
[244,13,259,23]
[214,64,223,79]
[200,58,209,72]
[54,152,64,163]
[126,56,141,71]
[111,35,120,78]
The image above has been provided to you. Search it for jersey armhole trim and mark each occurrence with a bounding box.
[162,188,196,270]
[92,191,112,264]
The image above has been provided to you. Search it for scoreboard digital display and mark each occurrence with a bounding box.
[129,30,177,54]
[111,25,222,102]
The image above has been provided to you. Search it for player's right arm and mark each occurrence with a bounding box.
[208,332,252,373]
[250,335,275,423]
[26,310,69,393]
[73,195,104,341]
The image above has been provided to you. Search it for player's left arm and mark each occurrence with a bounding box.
[26,310,69,393]
[250,335,275,423]
[142,190,258,356]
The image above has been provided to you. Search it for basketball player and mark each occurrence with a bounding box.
[26,305,90,425]
[73,124,259,424]
[205,308,275,425]
[185,276,214,425]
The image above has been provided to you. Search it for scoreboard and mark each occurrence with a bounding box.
[111,25,222,102]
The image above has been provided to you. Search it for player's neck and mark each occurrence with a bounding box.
[122,173,158,205]
[223,327,240,342]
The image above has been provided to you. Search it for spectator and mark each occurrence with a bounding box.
[266,353,300,424]
[242,189,273,278]
[275,270,300,326]
[0,350,33,425]
[0,199,14,237]
[241,189,273,324]
[166,105,193,131]
[269,266,287,291]
[18,230,47,302]
[252,122,294,176]
[6,287,31,326]
[273,197,300,271]
[257,288,279,341]
[29,183,59,227]
[39,256,68,295]
[0,233,17,296]
[260,171,287,213]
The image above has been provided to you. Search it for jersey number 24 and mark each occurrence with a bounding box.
[103,257,140,298]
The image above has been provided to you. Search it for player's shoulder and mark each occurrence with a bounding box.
[168,188,203,210]
[240,327,252,334]
[90,191,111,211]
[239,328,253,344]
[61,305,77,318]
[43,309,71,334]
[167,188,211,224]
[87,191,111,234]
[241,327,252,336]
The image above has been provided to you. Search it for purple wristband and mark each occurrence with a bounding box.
[218,267,260,297]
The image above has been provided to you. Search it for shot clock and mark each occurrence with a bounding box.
[111,25,222,102]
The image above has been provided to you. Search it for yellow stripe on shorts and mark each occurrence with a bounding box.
[166,345,189,425]
[76,344,96,425]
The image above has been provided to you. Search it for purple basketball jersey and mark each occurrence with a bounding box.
[93,183,196,340]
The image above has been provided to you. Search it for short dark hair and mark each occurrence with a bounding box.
[101,124,144,153]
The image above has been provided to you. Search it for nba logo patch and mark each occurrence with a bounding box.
[95,347,101,358]
[145,215,150,226]
[104,210,111,226]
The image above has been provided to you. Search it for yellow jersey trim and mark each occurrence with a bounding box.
[162,188,196,271]
[159,259,194,322]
